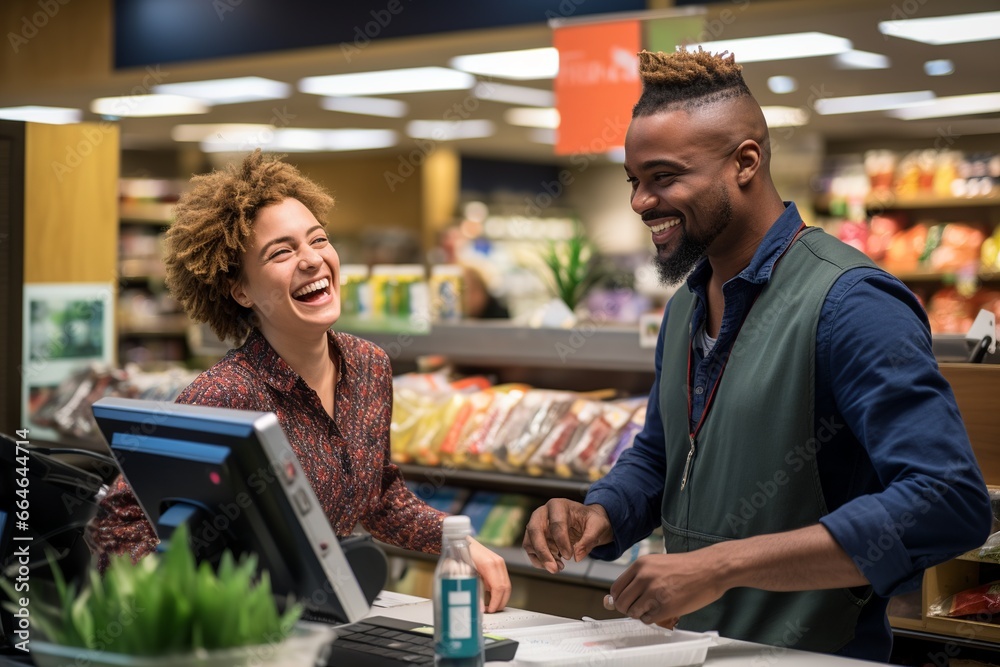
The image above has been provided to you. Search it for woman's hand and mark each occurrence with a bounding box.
[467,537,512,612]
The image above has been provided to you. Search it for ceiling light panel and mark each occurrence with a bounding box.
[814,91,936,115]
[200,128,397,153]
[320,96,409,118]
[924,60,955,76]
[834,50,890,70]
[879,11,1000,45]
[92,95,209,117]
[171,124,273,142]
[0,106,82,124]
[888,92,1000,120]
[761,106,809,127]
[767,76,798,94]
[450,47,559,80]
[686,32,852,63]
[474,82,555,107]
[504,107,560,129]
[300,67,474,96]
[406,120,495,141]
[153,77,291,104]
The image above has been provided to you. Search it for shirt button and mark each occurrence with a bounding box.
[694,386,705,395]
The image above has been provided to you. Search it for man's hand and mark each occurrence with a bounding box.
[608,552,727,626]
[468,537,511,613]
[522,499,613,574]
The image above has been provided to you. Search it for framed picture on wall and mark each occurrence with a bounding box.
[21,283,115,442]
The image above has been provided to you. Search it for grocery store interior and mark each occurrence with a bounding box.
[2,0,1000,664]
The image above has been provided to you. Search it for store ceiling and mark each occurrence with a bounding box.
[5,0,1000,165]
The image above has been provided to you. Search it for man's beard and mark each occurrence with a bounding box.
[653,187,734,286]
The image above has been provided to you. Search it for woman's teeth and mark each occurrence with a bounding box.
[292,278,329,298]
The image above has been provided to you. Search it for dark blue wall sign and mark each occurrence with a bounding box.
[114,0,647,70]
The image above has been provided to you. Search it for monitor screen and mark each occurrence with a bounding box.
[91,397,383,625]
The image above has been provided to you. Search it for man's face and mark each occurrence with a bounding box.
[624,108,737,285]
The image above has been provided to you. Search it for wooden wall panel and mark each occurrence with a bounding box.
[24,122,119,284]
[940,363,1000,486]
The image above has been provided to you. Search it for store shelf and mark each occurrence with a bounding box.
[346,321,653,372]
[119,200,175,224]
[398,463,591,499]
[815,192,1000,213]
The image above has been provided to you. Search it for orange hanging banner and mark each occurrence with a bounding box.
[553,20,641,156]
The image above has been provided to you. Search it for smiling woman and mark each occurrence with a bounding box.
[87,150,513,613]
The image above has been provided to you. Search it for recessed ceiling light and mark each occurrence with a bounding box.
[91,94,209,117]
[834,50,890,70]
[814,91,936,115]
[761,106,809,127]
[320,97,409,118]
[924,60,955,77]
[474,82,554,107]
[888,92,1000,120]
[153,77,291,104]
[0,105,82,124]
[504,107,560,129]
[299,67,474,96]
[450,47,559,80]
[171,124,273,142]
[767,76,798,94]
[879,11,1000,45]
[406,120,495,141]
[200,128,397,152]
[685,32,851,63]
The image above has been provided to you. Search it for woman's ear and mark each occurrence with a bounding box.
[230,280,252,309]
[734,139,763,187]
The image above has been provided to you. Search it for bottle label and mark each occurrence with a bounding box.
[436,577,481,658]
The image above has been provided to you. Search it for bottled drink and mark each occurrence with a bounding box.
[433,515,484,667]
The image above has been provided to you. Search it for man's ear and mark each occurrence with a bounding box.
[734,139,763,187]
[230,280,252,309]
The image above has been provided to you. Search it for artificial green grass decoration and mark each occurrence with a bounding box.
[1,524,302,656]
[540,227,605,312]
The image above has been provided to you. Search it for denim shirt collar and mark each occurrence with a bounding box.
[687,201,804,294]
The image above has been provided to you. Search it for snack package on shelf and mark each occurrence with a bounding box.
[557,403,633,479]
[439,390,495,466]
[477,494,537,547]
[927,223,986,272]
[405,392,467,467]
[928,581,1000,619]
[454,385,529,470]
[525,399,601,477]
[866,214,906,263]
[390,386,426,464]
[598,406,647,478]
[927,287,977,335]
[883,224,928,274]
[405,482,471,515]
[490,389,575,473]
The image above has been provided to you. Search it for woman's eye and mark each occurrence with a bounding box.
[312,236,329,245]
[268,248,290,260]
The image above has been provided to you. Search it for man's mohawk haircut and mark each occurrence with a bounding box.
[632,48,752,116]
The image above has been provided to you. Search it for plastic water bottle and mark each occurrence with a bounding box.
[433,515,484,667]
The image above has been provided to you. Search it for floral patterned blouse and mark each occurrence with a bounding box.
[89,328,444,569]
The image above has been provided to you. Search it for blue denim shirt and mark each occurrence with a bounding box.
[586,202,992,661]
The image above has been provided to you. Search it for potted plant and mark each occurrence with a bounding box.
[1,525,327,667]
[538,225,607,318]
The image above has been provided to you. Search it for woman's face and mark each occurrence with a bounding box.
[230,198,341,341]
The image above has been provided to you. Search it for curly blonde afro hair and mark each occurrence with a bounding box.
[632,48,752,117]
[164,150,334,343]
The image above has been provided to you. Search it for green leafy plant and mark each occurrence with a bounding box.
[1,524,301,656]
[539,227,606,312]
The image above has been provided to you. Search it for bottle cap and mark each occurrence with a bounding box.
[442,515,472,541]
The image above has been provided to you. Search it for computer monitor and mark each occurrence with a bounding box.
[90,397,386,625]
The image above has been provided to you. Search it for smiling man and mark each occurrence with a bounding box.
[523,49,992,661]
